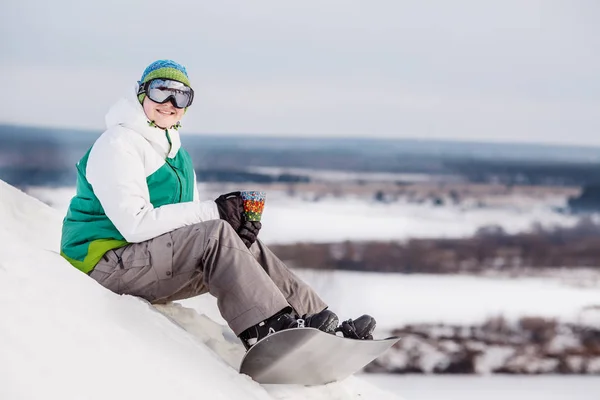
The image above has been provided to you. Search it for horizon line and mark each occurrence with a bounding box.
[1,121,599,151]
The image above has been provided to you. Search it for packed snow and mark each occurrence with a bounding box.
[0,180,400,400]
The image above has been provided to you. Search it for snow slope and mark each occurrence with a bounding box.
[0,180,400,400]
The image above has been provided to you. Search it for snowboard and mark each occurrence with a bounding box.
[239,327,400,385]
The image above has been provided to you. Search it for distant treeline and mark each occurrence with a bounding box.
[270,219,600,274]
[447,160,600,187]
[569,185,600,213]
[2,123,600,189]
[370,316,600,375]
[0,167,309,188]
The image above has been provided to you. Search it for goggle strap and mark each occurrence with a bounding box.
[188,89,194,107]
[137,82,147,96]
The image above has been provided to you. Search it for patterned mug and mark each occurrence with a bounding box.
[240,191,266,222]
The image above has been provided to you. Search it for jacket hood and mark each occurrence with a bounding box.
[104,84,181,159]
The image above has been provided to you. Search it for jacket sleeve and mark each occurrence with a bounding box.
[86,133,219,243]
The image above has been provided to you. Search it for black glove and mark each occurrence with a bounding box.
[238,221,262,248]
[215,191,243,231]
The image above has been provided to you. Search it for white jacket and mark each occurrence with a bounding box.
[86,87,219,243]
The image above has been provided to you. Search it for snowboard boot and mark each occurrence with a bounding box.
[239,307,302,350]
[336,314,376,340]
[302,309,339,334]
[239,308,340,350]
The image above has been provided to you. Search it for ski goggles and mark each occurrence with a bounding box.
[138,79,194,109]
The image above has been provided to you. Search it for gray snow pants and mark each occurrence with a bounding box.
[89,219,327,335]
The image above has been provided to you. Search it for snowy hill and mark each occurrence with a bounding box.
[0,180,401,400]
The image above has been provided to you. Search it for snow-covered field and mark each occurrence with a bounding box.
[361,374,600,400]
[296,270,600,331]
[26,184,579,244]
[246,166,444,183]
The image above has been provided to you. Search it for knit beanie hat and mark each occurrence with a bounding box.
[137,59,191,104]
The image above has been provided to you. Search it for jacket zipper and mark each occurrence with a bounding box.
[165,130,182,203]
[166,160,183,202]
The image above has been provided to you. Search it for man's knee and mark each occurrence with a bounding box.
[202,219,238,236]
[206,218,229,230]
[170,219,233,240]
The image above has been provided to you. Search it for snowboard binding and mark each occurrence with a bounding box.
[239,308,340,350]
[335,315,376,340]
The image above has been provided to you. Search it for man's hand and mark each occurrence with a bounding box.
[238,221,262,248]
[215,192,263,247]
[214,191,243,231]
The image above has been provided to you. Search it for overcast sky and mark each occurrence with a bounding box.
[2,0,599,146]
